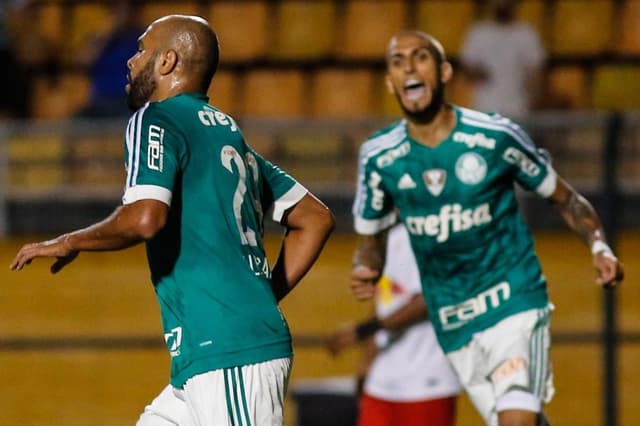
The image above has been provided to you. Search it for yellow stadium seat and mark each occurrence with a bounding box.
[141,2,202,25]
[618,0,640,55]
[65,4,115,61]
[592,65,640,110]
[549,0,613,56]
[208,2,269,63]
[271,0,336,60]
[416,0,475,57]
[311,68,376,118]
[241,70,305,117]
[207,70,237,115]
[337,0,406,60]
[278,134,345,188]
[546,66,589,109]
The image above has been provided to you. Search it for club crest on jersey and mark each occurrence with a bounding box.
[422,169,446,196]
[455,153,487,185]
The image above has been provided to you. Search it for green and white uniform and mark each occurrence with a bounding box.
[123,93,307,388]
[353,106,557,354]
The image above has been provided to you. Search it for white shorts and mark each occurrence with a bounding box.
[136,357,292,426]
[136,385,192,426]
[446,306,555,426]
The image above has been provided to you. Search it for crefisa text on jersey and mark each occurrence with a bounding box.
[198,105,239,131]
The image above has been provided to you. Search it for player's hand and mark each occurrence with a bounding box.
[10,236,79,273]
[593,252,624,289]
[350,265,380,301]
[325,324,358,356]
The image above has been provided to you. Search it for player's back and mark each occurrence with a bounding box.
[126,93,294,386]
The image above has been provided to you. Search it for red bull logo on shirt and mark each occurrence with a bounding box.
[405,203,492,242]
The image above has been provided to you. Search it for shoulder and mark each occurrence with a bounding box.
[455,106,535,150]
[359,120,408,160]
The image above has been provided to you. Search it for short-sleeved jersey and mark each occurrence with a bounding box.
[353,106,557,353]
[123,93,307,387]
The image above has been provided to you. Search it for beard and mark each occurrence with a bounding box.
[396,79,446,125]
[127,55,157,111]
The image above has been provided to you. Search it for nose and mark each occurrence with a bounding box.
[127,56,133,70]
[403,58,416,73]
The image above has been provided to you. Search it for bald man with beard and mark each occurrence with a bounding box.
[11,15,334,426]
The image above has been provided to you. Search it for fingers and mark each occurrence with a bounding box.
[10,245,37,271]
[350,265,380,301]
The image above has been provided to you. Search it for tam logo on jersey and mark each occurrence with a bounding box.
[147,125,164,172]
[405,203,492,242]
[439,282,511,331]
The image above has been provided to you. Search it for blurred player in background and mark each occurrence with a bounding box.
[327,223,460,426]
[350,30,624,426]
[459,0,545,118]
[11,15,335,426]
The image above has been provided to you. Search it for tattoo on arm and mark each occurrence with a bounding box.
[555,189,603,246]
[352,232,388,271]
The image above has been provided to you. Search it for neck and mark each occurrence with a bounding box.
[406,104,456,148]
[152,76,203,102]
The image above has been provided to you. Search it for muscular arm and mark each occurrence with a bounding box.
[547,177,624,287]
[270,193,335,302]
[11,199,168,273]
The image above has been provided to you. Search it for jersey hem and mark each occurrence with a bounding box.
[170,340,293,388]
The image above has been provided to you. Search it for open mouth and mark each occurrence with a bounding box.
[404,80,426,101]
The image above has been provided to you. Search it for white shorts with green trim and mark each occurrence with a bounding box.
[446,305,555,425]
[136,357,292,426]
[184,357,292,426]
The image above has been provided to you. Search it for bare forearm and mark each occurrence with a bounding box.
[352,233,388,271]
[66,201,167,251]
[271,226,332,301]
[380,294,428,331]
[552,183,606,247]
[65,211,144,251]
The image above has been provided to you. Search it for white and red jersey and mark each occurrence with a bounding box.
[364,225,462,402]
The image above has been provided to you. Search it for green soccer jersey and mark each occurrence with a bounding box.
[353,106,557,353]
[123,93,307,387]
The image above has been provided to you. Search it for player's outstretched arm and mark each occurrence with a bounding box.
[350,232,388,301]
[270,193,334,302]
[10,199,169,273]
[547,177,624,288]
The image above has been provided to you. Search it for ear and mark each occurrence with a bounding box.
[157,49,178,76]
[440,61,453,85]
[385,74,395,94]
